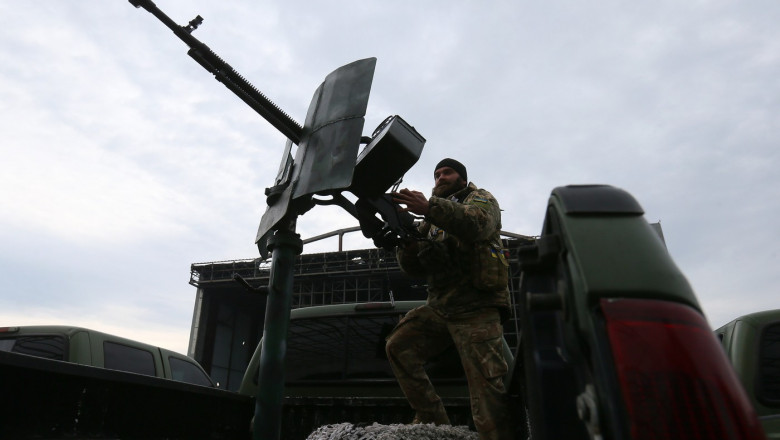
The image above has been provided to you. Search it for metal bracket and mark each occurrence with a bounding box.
[576,384,602,440]
[232,273,269,295]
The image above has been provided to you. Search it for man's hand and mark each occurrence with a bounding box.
[392,188,430,216]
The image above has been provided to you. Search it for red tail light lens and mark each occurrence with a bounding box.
[601,298,766,440]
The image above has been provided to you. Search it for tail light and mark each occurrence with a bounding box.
[601,298,766,440]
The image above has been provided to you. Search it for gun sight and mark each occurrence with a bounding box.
[185,16,203,33]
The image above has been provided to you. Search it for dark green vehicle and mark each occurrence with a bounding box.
[0,325,214,387]
[1,186,773,440]
[716,310,780,439]
[512,185,768,440]
[239,185,774,440]
[0,326,252,439]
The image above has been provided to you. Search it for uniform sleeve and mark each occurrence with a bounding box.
[396,239,428,278]
[425,188,501,243]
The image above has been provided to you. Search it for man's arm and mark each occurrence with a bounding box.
[396,239,428,278]
[393,187,500,243]
[427,189,501,242]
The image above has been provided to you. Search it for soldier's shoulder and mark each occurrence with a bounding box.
[465,184,498,204]
[473,187,496,199]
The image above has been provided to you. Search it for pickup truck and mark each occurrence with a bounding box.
[259,185,773,440]
[223,185,777,440]
[716,310,780,439]
[0,326,252,439]
[0,325,214,386]
[510,185,768,440]
[0,185,774,440]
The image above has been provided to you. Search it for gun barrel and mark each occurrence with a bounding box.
[129,0,303,144]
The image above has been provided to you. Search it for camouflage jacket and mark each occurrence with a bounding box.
[396,182,510,318]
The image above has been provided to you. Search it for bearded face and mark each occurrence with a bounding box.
[432,166,466,198]
[432,180,464,197]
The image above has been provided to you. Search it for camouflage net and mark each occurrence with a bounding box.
[306,422,479,440]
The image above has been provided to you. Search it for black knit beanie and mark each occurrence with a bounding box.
[434,158,467,182]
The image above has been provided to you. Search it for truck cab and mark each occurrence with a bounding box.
[238,300,514,437]
[240,300,515,397]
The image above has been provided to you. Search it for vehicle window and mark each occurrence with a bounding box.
[345,315,397,379]
[0,335,66,360]
[169,356,213,387]
[758,323,780,405]
[286,316,347,381]
[103,341,156,377]
[285,313,465,382]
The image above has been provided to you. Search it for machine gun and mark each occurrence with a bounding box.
[128,0,425,253]
[128,0,301,143]
[127,2,425,440]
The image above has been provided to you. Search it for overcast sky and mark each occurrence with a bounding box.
[1,1,778,355]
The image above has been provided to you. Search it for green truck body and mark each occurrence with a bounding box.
[0,325,214,387]
[0,326,252,439]
[0,185,776,440]
[511,185,768,440]
[716,310,780,439]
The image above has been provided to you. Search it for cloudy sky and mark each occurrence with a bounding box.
[1,1,778,355]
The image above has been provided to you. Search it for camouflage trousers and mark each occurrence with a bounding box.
[385,305,513,440]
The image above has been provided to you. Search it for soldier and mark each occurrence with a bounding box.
[386,158,513,439]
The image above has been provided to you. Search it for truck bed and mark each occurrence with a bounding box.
[0,350,252,439]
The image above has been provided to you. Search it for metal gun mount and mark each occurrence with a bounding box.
[128,2,425,440]
[254,60,427,258]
